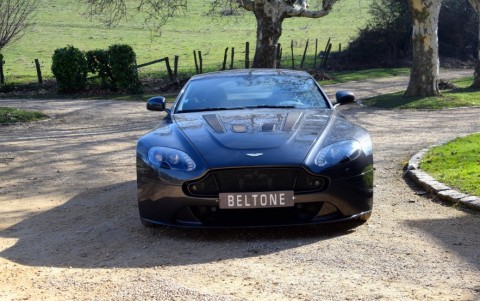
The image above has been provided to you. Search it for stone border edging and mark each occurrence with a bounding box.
[406,137,480,211]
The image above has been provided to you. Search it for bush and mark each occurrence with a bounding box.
[439,1,477,60]
[332,0,477,69]
[86,49,112,89]
[107,44,142,93]
[51,46,88,93]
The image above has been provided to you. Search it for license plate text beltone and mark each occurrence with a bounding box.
[219,191,294,209]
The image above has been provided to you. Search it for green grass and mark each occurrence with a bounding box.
[0,107,47,124]
[320,68,409,85]
[420,133,480,197]
[1,0,373,83]
[363,77,480,109]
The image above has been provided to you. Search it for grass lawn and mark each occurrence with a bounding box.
[363,77,480,109]
[420,133,480,197]
[0,0,373,84]
[320,67,409,85]
[0,107,47,124]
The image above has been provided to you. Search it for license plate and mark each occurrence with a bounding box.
[219,191,294,209]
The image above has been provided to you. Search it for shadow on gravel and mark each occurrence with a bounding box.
[405,217,480,271]
[402,176,480,272]
[0,181,358,269]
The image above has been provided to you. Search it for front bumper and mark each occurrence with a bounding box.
[137,159,373,228]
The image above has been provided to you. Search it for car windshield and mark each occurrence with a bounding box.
[175,73,329,113]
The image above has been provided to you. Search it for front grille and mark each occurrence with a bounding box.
[184,168,328,197]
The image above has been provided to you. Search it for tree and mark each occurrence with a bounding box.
[84,0,339,68]
[468,0,480,88]
[405,0,442,97]
[0,0,39,51]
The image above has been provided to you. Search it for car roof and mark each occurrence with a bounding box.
[189,69,312,81]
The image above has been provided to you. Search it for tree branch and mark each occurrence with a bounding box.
[0,0,39,50]
[284,0,339,18]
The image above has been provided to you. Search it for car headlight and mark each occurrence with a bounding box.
[315,140,362,168]
[148,147,196,171]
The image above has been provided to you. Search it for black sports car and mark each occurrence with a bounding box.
[137,69,373,228]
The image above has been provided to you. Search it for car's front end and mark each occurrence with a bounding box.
[137,69,373,228]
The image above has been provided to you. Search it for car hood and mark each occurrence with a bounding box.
[173,109,332,168]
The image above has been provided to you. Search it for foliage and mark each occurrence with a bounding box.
[439,1,477,60]
[0,107,47,124]
[420,133,480,197]
[331,0,411,68]
[363,77,480,109]
[334,0,478,68]
[51,46,88,93]
[86,49,112,88]
[107,44,142,93]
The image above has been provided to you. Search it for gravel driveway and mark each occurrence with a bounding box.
[1,71,479,300]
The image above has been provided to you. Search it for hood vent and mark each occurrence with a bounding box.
[231,124,248,133]
[203,114,225,133]
[283,111,303,132]
[262,123,276,132]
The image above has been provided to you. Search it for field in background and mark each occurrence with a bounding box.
[1,0,373,83]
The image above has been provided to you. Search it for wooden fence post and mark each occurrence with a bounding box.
[322,43,332,68]
[230,47,235,69]
[165,57,174,81]
[277,43,282,61]
[314,39,318,68]
[320,39,331,68]
[198,51,203,74]
[193,50,199,74]
[222,47,228,70]
[0,58,4,85]
[245,42,250,69]
[34,59,43,84]
[300,39,309,70]
[290,40,295,69]
[174,55,179,80]
[324,37,331,55]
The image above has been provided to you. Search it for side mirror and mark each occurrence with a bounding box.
[146,96,166,111]
[335,91,356,106]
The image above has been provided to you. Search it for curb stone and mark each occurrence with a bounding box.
[406,136,480,211]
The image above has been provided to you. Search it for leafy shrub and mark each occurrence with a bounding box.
[107,44,142,93]
[51,46,88,93]
[86,49,112,88]
[0,83,14,93]
[332,0,477,69]
[439,1,477,60]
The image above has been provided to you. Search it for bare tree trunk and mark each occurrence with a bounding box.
[252,3,284,68]
[405,0,442,97]
[468,0,480,88]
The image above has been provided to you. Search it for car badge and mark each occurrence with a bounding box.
[246,153,263,157]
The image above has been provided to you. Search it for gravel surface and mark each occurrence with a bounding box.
[1,70,479,300]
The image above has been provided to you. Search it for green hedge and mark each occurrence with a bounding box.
[85,44,142,93]
[51,46,88,93]
[52,44,142,94]
[108,44,142,93]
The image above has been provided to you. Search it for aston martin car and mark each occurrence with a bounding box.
[136,69,373,228]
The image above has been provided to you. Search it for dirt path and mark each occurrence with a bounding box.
[1,71,479,300]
